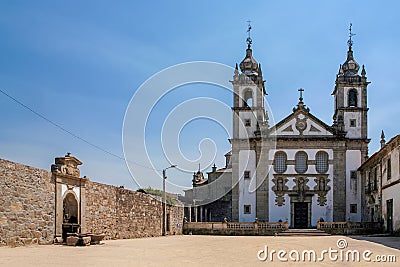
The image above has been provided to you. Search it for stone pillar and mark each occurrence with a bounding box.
[231,144,240,221]
[333,146,346,221]
[188,205,192,222]
[256,142,271,221]
[200,206,203,222]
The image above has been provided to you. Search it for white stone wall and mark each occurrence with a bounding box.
[238,110,258,138]
[346,150,362,222]
[238,150,256,222]
[344,112,362,138]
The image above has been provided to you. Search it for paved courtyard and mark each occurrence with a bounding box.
[0,235,399,266]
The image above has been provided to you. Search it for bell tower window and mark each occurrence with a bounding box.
[243,90,253,107]
[348,89,358,107]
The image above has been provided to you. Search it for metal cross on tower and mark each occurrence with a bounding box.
[348,23,356,48]
[246,20,252,48]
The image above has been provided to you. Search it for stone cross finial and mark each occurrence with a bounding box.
[298,88,304,103]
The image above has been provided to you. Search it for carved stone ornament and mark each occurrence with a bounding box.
[293,177,310,202]
[51,153,82,178]
[295,117,307,135]
[272,177,289,206]
[313,177,331,206]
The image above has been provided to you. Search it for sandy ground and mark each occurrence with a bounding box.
[0,235,399,267]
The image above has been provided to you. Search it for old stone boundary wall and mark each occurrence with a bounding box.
[85,181,184,240]
[0,158,184,246]
[0,159,55,246]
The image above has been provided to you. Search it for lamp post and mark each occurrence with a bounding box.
[162,164,176,236]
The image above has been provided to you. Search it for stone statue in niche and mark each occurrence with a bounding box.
[272,177,289,206]
[293,177,309,202]
[293,177,309,192]
[313,176,331,206]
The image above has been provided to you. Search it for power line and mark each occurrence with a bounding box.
[0,88,161,172]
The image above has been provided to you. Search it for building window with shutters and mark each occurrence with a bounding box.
[274,152,287,174]
[387,158,392,180]
[295,151,308,174]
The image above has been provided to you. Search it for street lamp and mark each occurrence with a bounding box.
[162,164,177,236]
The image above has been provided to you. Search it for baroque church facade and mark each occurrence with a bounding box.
[183,27,370,228]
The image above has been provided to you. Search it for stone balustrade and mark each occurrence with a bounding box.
[317,221,383,235]
[183,220,288,235]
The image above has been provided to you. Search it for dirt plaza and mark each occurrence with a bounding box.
[0,235,399,267]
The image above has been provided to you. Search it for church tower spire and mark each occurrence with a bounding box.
[333,23,370,140]
[232,22,267,139]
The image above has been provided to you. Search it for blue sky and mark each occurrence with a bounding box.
[1,1,399,193]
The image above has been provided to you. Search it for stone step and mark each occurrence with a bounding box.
[278,229,330,236]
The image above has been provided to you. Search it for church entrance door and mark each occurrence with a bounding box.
[293,202,308,229]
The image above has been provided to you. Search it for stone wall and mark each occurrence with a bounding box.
[0,158,55,246]
[84,181,118,239]
[85,181,184,240]
[0,157,185,246]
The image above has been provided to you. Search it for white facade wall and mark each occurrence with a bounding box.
[238,150,256,222]
[382,147,400,232]
[344,112,362,138]
[268,149,333,226]
[346,150,362,222]
[238,110,258,138]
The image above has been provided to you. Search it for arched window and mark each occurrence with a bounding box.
[295,151,308,174]
[316,151,328,174]
[243,90,253,107]
[274,152,287,174]
[348,89,358,107]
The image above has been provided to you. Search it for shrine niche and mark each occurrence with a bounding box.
[52,153,88,243]
[293,177,310,202]
[314,176,331,206]
[272,177,289,206]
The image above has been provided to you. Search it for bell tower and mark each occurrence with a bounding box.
[333,24,370,139]
[232,23,267,140]
[230,23,268,222]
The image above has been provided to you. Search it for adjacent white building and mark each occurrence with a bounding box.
[359,133,400,233]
